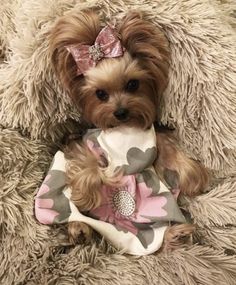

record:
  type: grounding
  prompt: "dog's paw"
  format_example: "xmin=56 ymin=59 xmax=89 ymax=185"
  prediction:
xmin=162 ymin=224 xmax=195 ymax=251
xmin=68 ymin=221 xmax=93 ymax=245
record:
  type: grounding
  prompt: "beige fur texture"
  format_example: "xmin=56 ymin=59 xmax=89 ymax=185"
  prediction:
xmin=0 ymin=0 xmax=236 ymax=284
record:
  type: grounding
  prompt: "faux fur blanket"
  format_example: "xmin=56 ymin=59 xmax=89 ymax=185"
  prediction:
xmin=0 ymin=0 xmax=236 ymax=284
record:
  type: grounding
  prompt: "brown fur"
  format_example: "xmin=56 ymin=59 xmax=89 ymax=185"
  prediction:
xmin=64 ymin=140 xmax=123 ymax=212
xmin=49 ymin=10 xmax=209 ymax=249
xmin=81 ymin=53 xmax=157 ymax=129
xmin=155 ymin=132 xmax=209 ymax=197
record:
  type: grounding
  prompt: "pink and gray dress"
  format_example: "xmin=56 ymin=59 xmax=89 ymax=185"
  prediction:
xmin=35 ymin=125 xmax=186 ymax=255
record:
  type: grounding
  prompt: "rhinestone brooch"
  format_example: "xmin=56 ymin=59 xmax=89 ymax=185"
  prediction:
xmin=89 ymin=43 xmax=104 ymax=62
xmin=113 ymin=190 xmax=135 ymax=217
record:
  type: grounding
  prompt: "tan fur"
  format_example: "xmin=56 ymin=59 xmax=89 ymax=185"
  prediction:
xmin=161 ymin=224 xmax=196 ymax=251
xmin=68 ymin=221 xmax=93 ymax=244
xmin=155 ymin=132 xmax=209 ymax=197
xmin=49 ymin=10 xmax=208 ymax=248
xmin=65 ymin=141 xmax=123 ymax=211
xmin=49 ymin=9 xmax=100 ymax=96
xmin=118 ymin=12 xmax=170 ymax=106
xmin=81 ymin=53 xmax=157 ymax=129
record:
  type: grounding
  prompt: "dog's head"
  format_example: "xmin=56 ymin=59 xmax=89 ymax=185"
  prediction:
xmin=50 ymin=10 xmax=169 ymax=130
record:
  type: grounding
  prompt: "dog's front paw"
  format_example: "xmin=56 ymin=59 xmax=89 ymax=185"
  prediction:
xmin=68 ymin=221 xmax=93 ymax=245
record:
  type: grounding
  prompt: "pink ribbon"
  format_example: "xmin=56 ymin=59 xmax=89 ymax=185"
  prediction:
xmin=66 ymin=25 xmax=124 ymax=75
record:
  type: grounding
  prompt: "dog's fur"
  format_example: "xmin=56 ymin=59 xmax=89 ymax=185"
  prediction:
xmin=49 ymin=10 xmax=208 ymax=250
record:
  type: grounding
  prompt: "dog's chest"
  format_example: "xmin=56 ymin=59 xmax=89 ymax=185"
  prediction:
xmin=83 ymin=125 xmax=157 ymax=174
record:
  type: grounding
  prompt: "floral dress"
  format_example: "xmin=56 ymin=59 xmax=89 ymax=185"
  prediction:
xmin=35 ymin=125 xmax=186 ymax=255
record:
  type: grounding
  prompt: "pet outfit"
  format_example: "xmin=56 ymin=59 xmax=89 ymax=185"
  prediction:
xmin=35 ymin=125 xmax=186 ymax=255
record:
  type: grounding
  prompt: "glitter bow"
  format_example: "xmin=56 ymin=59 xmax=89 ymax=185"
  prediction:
xmin=66 ymin=25 xmax=124 ymax=75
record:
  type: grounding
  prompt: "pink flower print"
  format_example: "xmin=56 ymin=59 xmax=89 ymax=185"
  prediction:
xmin=35 ymin=175 xmax=59 ymax=224
xmin=86 ymin=139 xmax=107 ymax=167
xmin=36 ymin=175 xmax=51 ymax=197
xmin=86 ymin=139 xmax=104 ymax=159
xmin=35 ymin=198 xmax=59 ymax=225
xmin=36 ymin=184 xmax=49 ymax=197
xmin=89 ymin=175 xmax=168 ymax=234
xmin=133 ymin=182 xmax=168 ymax=223
xmin=90 ymin=176 xmax=138 ymax=234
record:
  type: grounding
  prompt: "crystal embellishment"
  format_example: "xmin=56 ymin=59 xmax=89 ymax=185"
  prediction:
xmin=113 ymin=190 xmax=135 ymax=217
xmin=89 ymin=43 xmax=104 ymax=62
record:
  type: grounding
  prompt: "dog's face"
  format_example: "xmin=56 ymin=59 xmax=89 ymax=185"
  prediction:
xmin=80 ymin=53 xmax=156 ymax=129
xmin=50 ymin=10 xmax=170 ymax=130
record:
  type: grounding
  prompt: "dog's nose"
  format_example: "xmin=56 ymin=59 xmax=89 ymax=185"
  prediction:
xmin=113 ymin=108 xmax=129 ymax=121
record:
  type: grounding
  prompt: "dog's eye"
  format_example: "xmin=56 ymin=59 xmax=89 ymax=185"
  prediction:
xmin=126 ymin=79 xmax=139 ymax=92
xmin=96 ymin=89 xmax=109 ymax=101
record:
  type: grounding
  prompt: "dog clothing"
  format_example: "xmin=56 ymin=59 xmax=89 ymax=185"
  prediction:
xmin=35 ymin=125 xmax=186 ymax=255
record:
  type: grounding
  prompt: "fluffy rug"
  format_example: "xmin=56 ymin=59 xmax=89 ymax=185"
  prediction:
xmin=0 ymin=0 xmax=236 ymax=284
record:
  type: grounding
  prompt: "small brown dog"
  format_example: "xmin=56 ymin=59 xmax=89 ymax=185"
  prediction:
xmin=49 ymin=10 xmax=208 ymax=251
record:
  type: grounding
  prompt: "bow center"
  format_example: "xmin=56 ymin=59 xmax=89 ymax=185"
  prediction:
xmin=89 ymin=43 xmax=104 ymax=62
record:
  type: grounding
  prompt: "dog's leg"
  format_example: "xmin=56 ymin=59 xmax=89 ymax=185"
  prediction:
xmin=161 ymin=224 xmax=195 ymax=251
xmin=68 ymin=221 xmax=93 ymax=244
xmin=154 ymin=133 xmax=209 ymax=197
xmin=64 ymin=141 xmax=104 ymax=211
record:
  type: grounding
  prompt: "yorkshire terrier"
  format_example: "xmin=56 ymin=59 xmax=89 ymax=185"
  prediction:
xmin=49 ymin=9 xmax=208 ymax=251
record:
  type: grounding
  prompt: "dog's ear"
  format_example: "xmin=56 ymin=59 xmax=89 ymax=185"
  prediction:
xmin=119 ymin=12 xmax=170 ymax=105
xmin=49 ymin=10 xmax=101 ymax=94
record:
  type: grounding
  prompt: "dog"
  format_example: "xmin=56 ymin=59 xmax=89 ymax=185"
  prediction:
xmin=49 ymin=9 xmax=208 ymax=251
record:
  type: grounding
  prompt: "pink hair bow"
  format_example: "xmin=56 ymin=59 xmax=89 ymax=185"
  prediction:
xmin=66 ymin=25 xmax=124 ymax=75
